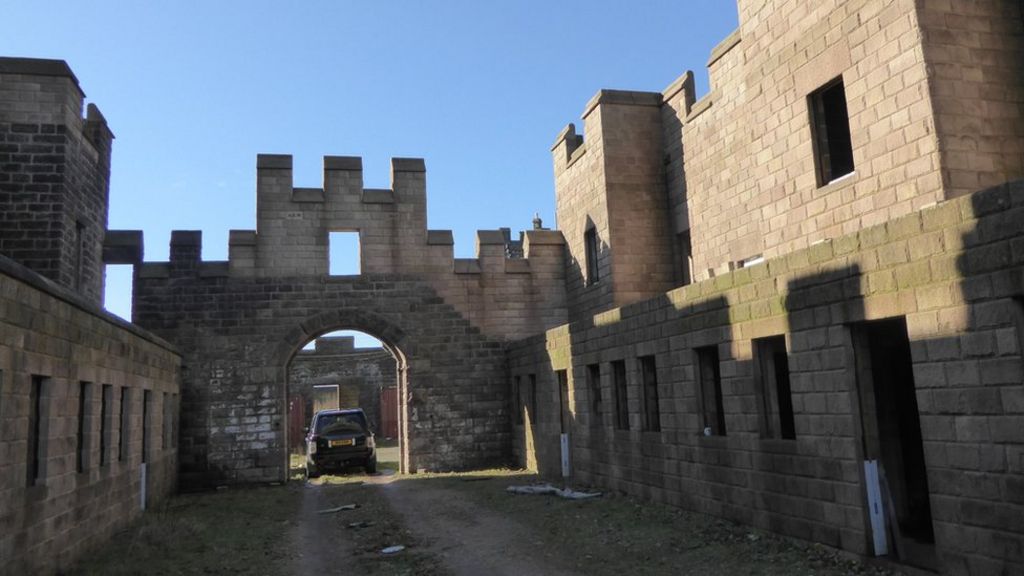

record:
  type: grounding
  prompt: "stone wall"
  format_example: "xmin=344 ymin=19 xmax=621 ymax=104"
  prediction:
xmin=510 ymin=183 xmax=1024 ymax=574
xmin=915 ymin=0 xmax=1024 ymax=198
xmin=132 ymin=244 xmax=510 ymax=487
xmin=288 ymin=336 xmax=397 ymax=437
xmin=0 ymin=255 xmax=180 ymax=576
xmin=0 ymin=58 xmax=113 ymax=306
xmin=224 ymin=154 xmax=568 ymax=342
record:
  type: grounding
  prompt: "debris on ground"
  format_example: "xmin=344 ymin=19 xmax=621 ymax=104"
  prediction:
xmin=507 ymin=484 xmax=602 ymax=500
xmin=317 ymin=504 xmax=358 ymax=514
xmin=380 ymin=545 xmax=406 ymax=555
xmin=347 ymin=521 xmax=375 ymax=529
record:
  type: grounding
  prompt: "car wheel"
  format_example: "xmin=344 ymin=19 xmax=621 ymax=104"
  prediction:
xmin=365 ymin=457 xmax=377 ymax=474
xmin=306 ymin=462 xmax=320 ymax=480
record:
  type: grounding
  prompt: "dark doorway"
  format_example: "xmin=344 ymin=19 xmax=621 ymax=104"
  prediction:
xmin=852 ymin=317 xmax=935 ymax=569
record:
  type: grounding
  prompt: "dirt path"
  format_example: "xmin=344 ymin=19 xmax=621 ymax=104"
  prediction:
xmin=377 ymin=478 xmax=584 ymax=576
xmin=288 ymin=482 xmax=357 ymax=575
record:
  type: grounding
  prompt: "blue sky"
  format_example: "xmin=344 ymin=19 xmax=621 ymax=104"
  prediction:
xmin=4 ymin=1 xmax=737 ymax=346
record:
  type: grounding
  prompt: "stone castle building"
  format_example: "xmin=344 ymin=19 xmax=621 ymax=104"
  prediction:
xmin=1 ymin=0 xmax=1023 ymax=574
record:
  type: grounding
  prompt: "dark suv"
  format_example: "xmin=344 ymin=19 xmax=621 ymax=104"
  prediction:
xmin=305 ymin=408 xmax=377 ymax=478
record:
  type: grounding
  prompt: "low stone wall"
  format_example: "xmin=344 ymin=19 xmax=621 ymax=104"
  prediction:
xmin=509 ymin=182 xmax=1024 ymax=574
xmin=0 ymin=256 xmax=181 ymax=576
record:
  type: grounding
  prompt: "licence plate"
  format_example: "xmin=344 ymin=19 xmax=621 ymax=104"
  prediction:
xmin=330 ymin=439 xmax=354 ymax=447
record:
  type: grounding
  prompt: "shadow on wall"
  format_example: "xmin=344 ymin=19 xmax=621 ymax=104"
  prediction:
xmin=514 ymin=180 xmax=1024 ymax=573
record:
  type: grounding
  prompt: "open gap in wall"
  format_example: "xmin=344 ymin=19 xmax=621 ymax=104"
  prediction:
xmin=329 ymin=231 xmax=361 ymax=276
xmin=289 ymin=328 xmax=399 ymax=481
xmin=103 ymin=265 xmax=133 ymax=321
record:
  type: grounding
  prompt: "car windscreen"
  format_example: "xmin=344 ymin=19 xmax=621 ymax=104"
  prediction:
xmin=314 ymin=412 xmax=368 ymax=434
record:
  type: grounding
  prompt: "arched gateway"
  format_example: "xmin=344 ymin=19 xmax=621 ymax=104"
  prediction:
xmin=118 ymin=155 xmax=568 ymax=488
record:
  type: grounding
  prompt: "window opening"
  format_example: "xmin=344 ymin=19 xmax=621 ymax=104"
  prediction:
xmin=77 ymin=382 xmax=91 ymax=472
xmin=513 ymin=376 xmax=523 ymax=425
xmin=640 ymin=356 xmax=661 ymax=431
xmin=119 ymin=387 xmax=130 ymax=462
xmin=528 ymin=374 xmax=538 ymax=423
xmin=584 ymin=227 xmax=600 ymax=285
xmin=28 ymin=376 xmax=44 ymax=485
xmin=329 ymin=231 xmax=361 ymax=275
xmin=696 ymin=346 xmax=726 ymax=436
xmin=100 ymin=385 xmax=111 ymax=465
xmin=587 ymin=364 xmax=602 ymax=427
xmin=809 ymin=77 xmax=855 ymax=186
xmin=103 ymin=264 xmax=134 ymax=321
xmin=142 ymin=390 xmax=151 ymax=464
xmin=677 ymin=231 xmax=693 ymax=286
xmin=754 ymin=336 xmax=795 ymax=439
xmin=612 ymin=360 xmax=629 ymax=430
xmin=557 ymin=370 xmax=570 ymax=434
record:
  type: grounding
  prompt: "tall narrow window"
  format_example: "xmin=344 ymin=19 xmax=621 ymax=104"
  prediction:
xmin=162 ymin=392 xmax=170 ymax=450
xmin=27 ymin=376 xmax=44 ymax=485
xmin=329 ymin=231 xmax=361 ymax=275
xmin=677 ymin=231 xmax=693 ymax=286
xmin=512 ymin=376 xmax=523 ymax=425
xmin=170 ymin=394 xmax=178 ymax=449
xmin=528 ymin=374 xmax=538 ymax=423
xmin=119 ymin=387 xmax=130 ymax=462
xmin=556 ymin=370 xmax=570 ymax=434
xmin=696 ymin=346 xmax=726 ymax=436
xmin=640 ymin=356 xmax=661 ymax=432
xmin=584 ymin=227 xmax=600 ymax=285
xmin=142 ymin=390 xmax=151 ymax=464
xmin=612 ymin=360 xmax=629 ymax=430
xmin=587 ymin=364 xmax=602 ymax=427
xmin=809 ymin=77 xmax=855 ymax=186
xmin=100 ymin=385 xmax=111 ymax=465
xmin=754 ymin=336 xmax=795 ymax=439
xmin=77 ymin=381 xmax=91 ymax=473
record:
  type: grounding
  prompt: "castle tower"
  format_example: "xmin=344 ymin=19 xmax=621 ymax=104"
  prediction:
xmin=0 ymin=57 xmax=114 ymax=305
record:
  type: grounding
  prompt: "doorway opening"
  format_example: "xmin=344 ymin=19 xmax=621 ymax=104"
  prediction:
xmin=851 ymin=317 xmax=935 ymax=570
xmin=286 ymin=329 xmax=403 ymax=479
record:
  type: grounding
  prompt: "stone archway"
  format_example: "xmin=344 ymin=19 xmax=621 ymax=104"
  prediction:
xmin=272 ymin=309 xmax=414 ymax=473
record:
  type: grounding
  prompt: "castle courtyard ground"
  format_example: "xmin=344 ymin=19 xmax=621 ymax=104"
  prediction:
xmin=74 ymin=448 xmax=912 ymax=576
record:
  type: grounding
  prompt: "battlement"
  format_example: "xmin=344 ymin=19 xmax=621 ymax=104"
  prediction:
xmin=0 ymin=57 xmax=114 ymax=305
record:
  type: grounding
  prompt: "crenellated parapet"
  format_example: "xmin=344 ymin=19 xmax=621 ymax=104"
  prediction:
xmin=122 ymin=154 xmax=569 ymax=340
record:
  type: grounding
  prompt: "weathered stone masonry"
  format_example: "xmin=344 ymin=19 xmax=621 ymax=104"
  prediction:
xmin=124 ymin=155 xmax=568 ymax=487
xmin=515 ymin=1 xmax=1024 ymax=574
xmin=0 ymin=58 xmax=181 ymax=576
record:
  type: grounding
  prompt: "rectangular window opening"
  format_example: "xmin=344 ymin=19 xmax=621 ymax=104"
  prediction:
xmin=171 ymin=394 xmax=179 ymax=449
xmin=329 ymin=231 xmax=361 ymax=276
xmin=587 ymin=364 xmax=602 ymax=427
xmin=27 ymin=376 xmax=45 ymax=486
xmin=77 ymin=381 xmax=91 ymax=473
xmin=162 ymin=392 xmax=169 ymax=450
xmin=584 ymin=227 xmax=600 ymax=285
xmin=677 ymin=231 xmax=693 ymax=286
xmin=119 ymin=387 xmax=130 ymax=462
xmin=556 ymin=370 xmax=570 ymax=434
xmin=100 ymin=385 xmax=111 ymax=465
xmin=142 ymin=390 xmax=151 ymax=464
xmin=512 ymin=376 xmax=523 ymax=425
xmin=528 ymin=374 xmax=538 ymax=423
xmin=809 ymin=77 xmax=855 ymax=186
xmin=754 ymin=336 xmax=795 ymax=439
xmin=611 ymin=360 xmax=629 ymax=430
xmin=696 ymin=346 xmax=726 ymax=436
xmin=103 ymin=264 xmax=134 ymax=321
xmin=640 ymin=356 xmax=661 ymax=432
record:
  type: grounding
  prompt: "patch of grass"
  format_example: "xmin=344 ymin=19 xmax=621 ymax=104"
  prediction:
xmin=408 ymin=469 xmax=905 ymax=576
xmin=74 ymin=485 xmax=300 ymax=575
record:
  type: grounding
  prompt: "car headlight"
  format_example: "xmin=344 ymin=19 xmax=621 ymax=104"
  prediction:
xmin=308 ymin=440 xmax=317 ymax=454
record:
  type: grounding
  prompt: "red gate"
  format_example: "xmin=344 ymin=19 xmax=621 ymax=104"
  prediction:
xmin=288 ymin=395 xmax=307 ymax=453
xmin=379 ymin=387 xmax=398 ymax=439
